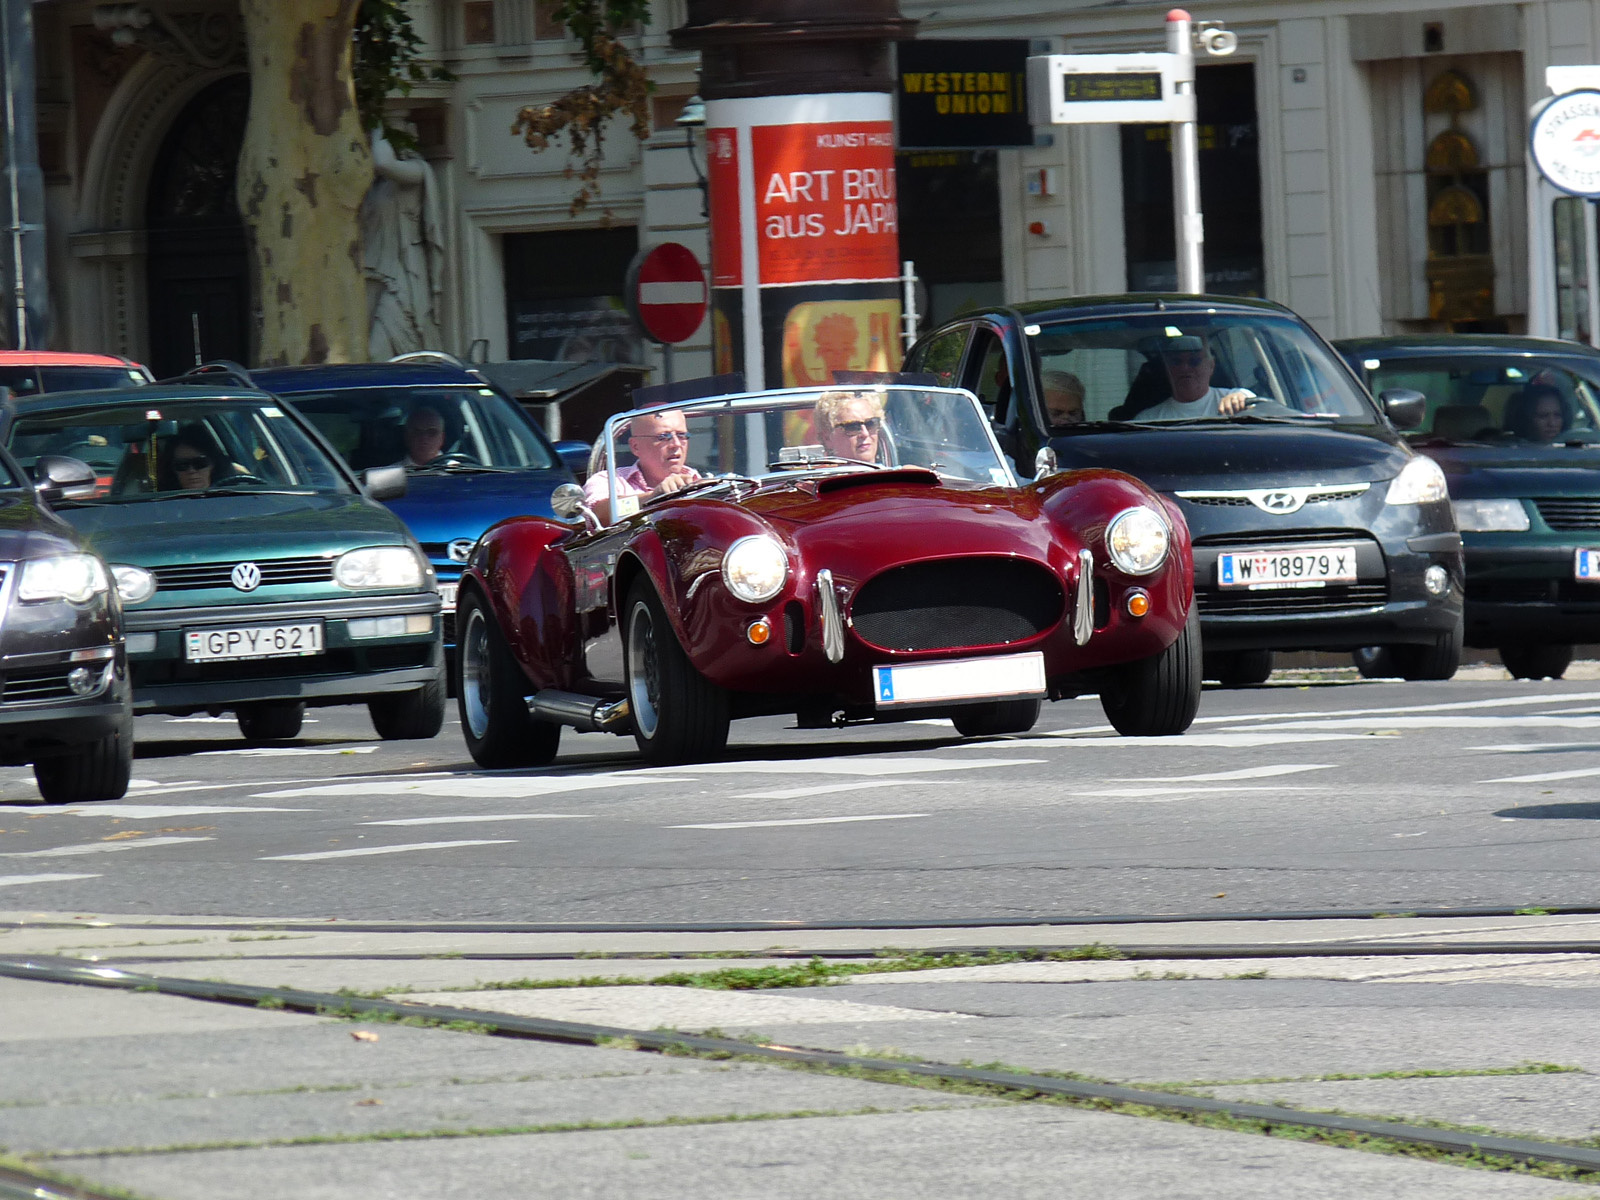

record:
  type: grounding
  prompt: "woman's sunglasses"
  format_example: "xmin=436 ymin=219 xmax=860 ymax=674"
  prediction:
xmin=173 ymin=456 xmax=211 ymax=472
xmin=834 ymin=418 xmax=882 ymax=435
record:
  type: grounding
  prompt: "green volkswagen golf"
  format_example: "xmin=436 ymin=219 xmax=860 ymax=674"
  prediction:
xmin=2 ymin=386 xmax=444 ymax=741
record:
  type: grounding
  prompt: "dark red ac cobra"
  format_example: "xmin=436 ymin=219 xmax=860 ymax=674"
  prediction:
xmin=454 ymin=384 xmax=1200 ymax=766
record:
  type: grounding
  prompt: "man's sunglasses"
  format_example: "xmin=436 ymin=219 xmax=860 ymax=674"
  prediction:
xmin=173 ymin=456 xmax=211 ymax=472
xmin=638 ymin=431 xmax=691 ymax=445
xmin=834 ymin=418 xmax=882 ymax=435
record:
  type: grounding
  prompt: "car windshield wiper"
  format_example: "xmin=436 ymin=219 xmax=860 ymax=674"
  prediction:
xmin=765 ymin=456 xmax=885 ymax=471
xmin=409 ymin=462 xmax=509 ymax=475
xmin=1054 ymin=420 xmax=1164 ymax=433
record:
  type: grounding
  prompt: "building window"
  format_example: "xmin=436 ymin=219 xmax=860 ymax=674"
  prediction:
xmin=534 ymin=1 xmax=565 ymax=41
xmin=503 ymin=228 xmax=643 ymax=363
xmin=462 ymin=2 xmax=495 ymax=44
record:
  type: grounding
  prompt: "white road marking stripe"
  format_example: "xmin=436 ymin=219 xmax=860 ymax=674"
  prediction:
xmin=0 ymin=873 xmax=99 ymax=888
xmin=363 ymin=814 xmax=590 ymax=827
xmin=734 ymin=780 xmax=925 ymax=800
xmin=2 ymin=836 xmax=213 ymax=858
xmin=1480 ymin=766 xmax=1600 ymax=784
xmin=1115 ymin=764 xmax=1335 ymax=782
xmin=637 ymin=757 xmax=1039 ymax=778
xmin=1188 ymin=690 xmax=1600 ymax=727
xmin=256 ymin=773 xmax=695 ymax=799
xmin=1076 ymin=786 xmax=1322 ymax=799
xmin=198 ymin=745 xmax=379 ymax=758
xmin=1225 ymin=716 xmax=1600 ymax=731
xmin=50 ymin=805 xmax=308 ymax=818
xmin=262 ymin=840 xmax=515 ymax=861
xmin=670 ymin=814 xmax=927 ymax=830
xmin=1468 ymin=743 xmax=1600 ymax=753
xmin=1008 ymin=733 xmax=1370 ymax=748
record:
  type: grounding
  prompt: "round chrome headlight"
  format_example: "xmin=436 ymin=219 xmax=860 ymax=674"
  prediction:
xmin=334 ymin=546 xmax=425 ymax=590
xmin=1105 ymin=507 xmax=1170 ymax=576
xmin=111 ymin=564 xmax=156 ymax=604
xmin=721 ymin=535 xmax=788 ymax=604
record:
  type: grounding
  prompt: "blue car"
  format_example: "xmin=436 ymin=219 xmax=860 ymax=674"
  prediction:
xmin=174 ymin=359 xmax=586 ymax=650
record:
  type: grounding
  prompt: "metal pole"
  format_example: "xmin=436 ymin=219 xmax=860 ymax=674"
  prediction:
xmin=1586 ymin=198 xmax=1600 ymax=348
xmin=662 ymin=343 xmax=674 ymax=386
xmin=900 ymin=259 xmax=918 ymax=355
xmin=1166 ymin=9 xmax=1204 ymax=294
xmin=0 ymin=0 xmax=25 ymax=348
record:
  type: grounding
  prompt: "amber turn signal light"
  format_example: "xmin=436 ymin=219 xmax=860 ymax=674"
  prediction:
xmin=747 ymin=619 xmax=772 ymax=645
xmin=1124 ymin=589 xmax=1150 ymax=618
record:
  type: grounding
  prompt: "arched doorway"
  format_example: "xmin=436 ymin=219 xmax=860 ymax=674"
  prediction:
xmin=145 ymin=75 xmax=250 ymax=376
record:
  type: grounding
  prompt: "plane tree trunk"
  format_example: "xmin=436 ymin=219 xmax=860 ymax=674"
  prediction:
xmin=236 ymin=0 xmax=371 ymax=365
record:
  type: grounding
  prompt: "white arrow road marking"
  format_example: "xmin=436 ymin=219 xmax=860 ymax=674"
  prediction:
xmin=48 ymin=805 xmax=309 ymax=818
xmin=1115 ymin=764 xmax=1336 ymax=782
xmin=0 ymin=873 xmax=99 ymax=888
xmin=733 ymin=780 xmax=931 ymax=800
xmin=670 ymin=814 xmax=928 ymax=830
xmin=262 ymin=840 xmax=515 ymax=861
xmin=1479 ymin=766 xmax=1600 ymax=784
xmin=2 ymin=836 xmax=213 ymax=858
xmin=1074 ymin=786 xmax=1324 ymax=800
xmin=364 ymin=814 xmax=591 ymax=827
xmin=255 ymin=773 xmax=696 ymax=800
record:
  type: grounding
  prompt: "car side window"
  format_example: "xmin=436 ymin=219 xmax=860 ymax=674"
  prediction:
xmin=913 ymin=326 xmax=971 ymax=389
xmin=968 ymin=332 xmax=1011 ymax=423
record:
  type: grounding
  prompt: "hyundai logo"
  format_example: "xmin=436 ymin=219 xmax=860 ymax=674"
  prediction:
xmin=230 ymin=562 xmax=262 ymax=591
xmin=1252 ymin=490 xmax=1305 ymax=514
xmin=447 ymin=538 xmax=475 ymax=564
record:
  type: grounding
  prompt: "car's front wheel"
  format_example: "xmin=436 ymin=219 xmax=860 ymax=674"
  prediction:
xmin=1499 ymin=643 xmax=1572 ymax=681
xmin=1392 ymin=615 xmax=1463 ymax=682
xmin=33 ymin=723 xmax=132 ymax=804
xmin=369 ymin=667 xmax=447 ymax=740
xmin=1100 ymin=607 xmax=1202 ymax=737
xmin=952 ymin=698 xmax=1041 ymax=738
xmin=456 ymin=591 xmax=560 ymax=768
xmin=1352 ymin=646 xmax=1396 ymax=679
xmin=624 ymin=578 xmax=729 ymax=765
xmin=237 ymin=700 xmax=304 ymax=743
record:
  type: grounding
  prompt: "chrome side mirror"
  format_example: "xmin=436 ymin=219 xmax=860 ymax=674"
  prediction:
xmin=1034 ymin=445 xmax=1059 ymax=481
xmin=1379 ymin=388 xmax=1427 ymax=431
xmin=551 ymin=481 xmax=600 ymax=530
xmin=361 ymin=465 xmax=408 ymax=502
xmin=33 ymin=455 xmax=98 ymax=503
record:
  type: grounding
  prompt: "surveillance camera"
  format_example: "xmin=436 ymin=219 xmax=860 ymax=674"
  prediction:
xmin=1196 ymin=23 xmax=1238 ymax=56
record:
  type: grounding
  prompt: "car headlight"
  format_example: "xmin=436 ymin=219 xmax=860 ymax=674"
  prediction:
xmin=334 ymin=545 xmax=425 ymax=590
xmin=721 ymin=535 xmax=789 ymax=603
xmin=17 ymin=554 xmax=110 ymax=604
xmin=1452 ymin=498 xmax=1529 ymax=532
xmin=111 ymin=564 xmax=156 ymax=604
xmin=1105 ymin=507 xmax=1170 ymax=575
xmin=1385 ymin=456 xmax=1448 ymax=505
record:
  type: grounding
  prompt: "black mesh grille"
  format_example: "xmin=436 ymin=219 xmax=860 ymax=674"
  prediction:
xmin=155 ymin=557 xmax=335 ymax=590
xmin=441 ymin=610 xmax=457 ymax=646
xmin=1533 ymin=499 xmax=1600 ymax=530
xmin=850 ymin=558 xmax=1064 ymax=652
xmin=1197 ymin=583 xmax=1389 ymax=616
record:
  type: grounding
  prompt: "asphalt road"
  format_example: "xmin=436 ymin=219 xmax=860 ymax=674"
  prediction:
xmin=3 ymin=673 xmax=1599 ymax=924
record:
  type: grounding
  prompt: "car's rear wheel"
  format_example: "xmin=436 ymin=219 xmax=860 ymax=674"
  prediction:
xmin=237 ymin=700 xmax=304 ymax=742
xmin=624 ymin=578 xmax=729 ymax=765
xmin=1392 ymin=615 xmax=1463 ymax=682
xmin=33 ymin=722 xmax=132 ymax=804
xmin=369 ymin=667 xmax=447 ymax=740
xmin=456 ymin=592 xmax=560 ymax=768
xmin=1499 ymin=642 xmax=1573 ymax=681
xmin=952 ymin=697 xmax=1042 ymax=738
xmin=1205 ymin=649 xmax=1274 ymax=688
xmin=1352 ymin=646 xmax=1396 ymax=679
xmin=1100 ymin=607 xmax=1202 ymax=737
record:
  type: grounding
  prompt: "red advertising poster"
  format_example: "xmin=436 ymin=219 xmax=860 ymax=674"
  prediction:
xmin=705 ymin=127 xmax=742 ymax=289
xmin=751 ymin=121 xmax=899 ymax=285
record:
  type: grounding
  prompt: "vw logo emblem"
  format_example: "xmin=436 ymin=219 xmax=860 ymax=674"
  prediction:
xmin=230 ymin=562 xmax=262 ymax=592
xmin=1253 ymin=490 xmax=1304 ymax=514
xmin=447 ymin=538 xmax=474 ymax=564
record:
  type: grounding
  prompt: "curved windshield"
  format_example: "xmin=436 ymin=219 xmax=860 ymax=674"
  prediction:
xmin=6 ymin=398 xmax=352 ymax=502
xmin=1029 ymin=313 xmax=1380 ymax=427
xmin=281 ymin=385 xmax=559 ymax=473
xmin=0 ymin=365 xmax=149 ymax=394
xmin=1361 ymin=356 xmax=1600 ymax=445
xmin=590 ymin=386 xmax=1012 ymax=522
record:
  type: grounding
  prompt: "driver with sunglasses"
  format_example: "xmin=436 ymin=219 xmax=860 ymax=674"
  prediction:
xmin=582 ymin=408 xmax=701 ymax=524
xmin=814 ymin=390 xmax=885 ymax=463
xmin=1137 ymin=334 xmax=1256 ymax=422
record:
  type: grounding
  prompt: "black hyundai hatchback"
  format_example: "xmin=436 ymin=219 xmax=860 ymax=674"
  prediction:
xmin=905 ymin=296 xmax=1464 ymax=683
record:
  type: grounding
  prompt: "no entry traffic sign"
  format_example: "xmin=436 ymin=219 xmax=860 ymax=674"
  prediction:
xmin=626 ymin=243 xmax=708 ymax=345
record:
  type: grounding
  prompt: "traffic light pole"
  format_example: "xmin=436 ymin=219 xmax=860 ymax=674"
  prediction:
xmin=1166 ymin=10 xmax=1204 ymax=294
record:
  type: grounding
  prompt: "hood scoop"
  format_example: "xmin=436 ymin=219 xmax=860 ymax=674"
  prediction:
xmin=815 ymin=467 xmax=940 ymax=495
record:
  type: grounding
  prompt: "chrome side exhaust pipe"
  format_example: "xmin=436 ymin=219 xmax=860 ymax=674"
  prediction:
xmin=528 ymin=689 xmax=631 ymax=734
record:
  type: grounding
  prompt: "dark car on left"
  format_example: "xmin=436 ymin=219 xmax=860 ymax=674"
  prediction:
xmin=0 ymin=443 xmax=132 ymax=803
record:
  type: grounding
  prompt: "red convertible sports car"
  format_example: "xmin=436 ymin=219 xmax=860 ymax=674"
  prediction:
xmin=454 ymin=383 xmax=1200 ymax=766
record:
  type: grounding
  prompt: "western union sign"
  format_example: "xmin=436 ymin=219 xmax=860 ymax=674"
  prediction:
xmin=896 ymin=40 xmax=1033 ymax=149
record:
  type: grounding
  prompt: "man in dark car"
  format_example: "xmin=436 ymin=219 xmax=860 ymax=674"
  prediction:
xmin=400 ymin=404 xmax=447 ymax=468
xmin=1138 ymin=335 xmax=1257 ymax=421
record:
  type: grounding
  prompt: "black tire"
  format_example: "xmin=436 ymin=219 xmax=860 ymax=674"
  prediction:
xmin=456 ymin=590 xmax=560 ymax=768
xmin=1392 ymin=615 xmax=1464 ymax=682
xmin=236 ymin=700 xmax=304 ymax=742
xmin=624 ymin=577 xmax=729 ymax=765
xmin=369 ymin=666 xmax=447 ymax=741
xmin=1100 ymin=607 xmax=1202 ymax=736
xmin=33 ymin=722 xmax=133 ymax=804
xmin=1499 ymin=643 xmax=1573 ymax=681
xmin=1206 ymin=648 xmax=1274 ymax=688
xmin=952 ymin=697 xmax=1042 ymax=738
xmin=1352 ymin=646 xmax=1397 ymax=679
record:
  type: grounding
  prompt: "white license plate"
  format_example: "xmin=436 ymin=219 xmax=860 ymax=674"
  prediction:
xmin=873 ymin=652 xmax=1046 ymax=709
xmin=438 ymin=583 xmax=458 ymax=611
xmin=1577 ymin=549 xmax=1600 ymax=582
xmin=185 ymin=622 xmax=324 ymax=662
xmin=1218 ymin=544 xmax=1358 ymax=590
